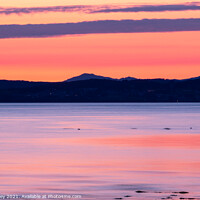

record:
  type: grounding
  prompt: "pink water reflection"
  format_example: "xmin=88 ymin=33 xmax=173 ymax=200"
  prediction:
xmin=0 ymin=103 xmax=200 ymax=199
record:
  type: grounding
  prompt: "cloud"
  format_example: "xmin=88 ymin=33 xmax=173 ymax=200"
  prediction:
xmin=93 ymin=3 xmax=200 ymax=13
xmin=0 ymin=19 xmax=200 ymax=39
xmin=0 ymin=3 xmax=200 ymax=15
xmin=0 ymin=5 xmax=91 ymax=15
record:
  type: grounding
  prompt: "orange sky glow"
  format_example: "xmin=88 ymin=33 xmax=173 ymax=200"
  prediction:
xmin=0 ymin=0 xmax=200 ymax=81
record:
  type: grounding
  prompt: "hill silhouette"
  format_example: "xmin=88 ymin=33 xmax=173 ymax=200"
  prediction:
xmin=65 ymin=73 xmax=114 ymax=82
xmin=0 ymin=75 xmax=200 ymax=102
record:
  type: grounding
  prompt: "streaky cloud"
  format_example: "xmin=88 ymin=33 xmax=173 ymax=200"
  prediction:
xmin=0 ymin=3 xmax=200 ymax=15
xmin=0 ymin=5 xmax=91 ymax=15
xmin=0 ymin=19 xmax=200 ymax=39
xmin=93 ymin=3 xmax=200 ymax=13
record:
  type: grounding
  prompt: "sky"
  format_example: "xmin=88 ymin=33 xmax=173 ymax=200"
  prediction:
xmin=0 ymin=0 xmax=200 ymax=81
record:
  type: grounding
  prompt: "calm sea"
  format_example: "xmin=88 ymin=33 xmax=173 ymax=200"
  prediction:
xmin=0 ymin=103 xmax=200 ymax=200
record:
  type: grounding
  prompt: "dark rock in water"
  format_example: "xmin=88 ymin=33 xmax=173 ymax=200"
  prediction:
xmin=135 ymin=190 xmax=147 ymax=193
xmin=170 ymin=194 xmax=177 ymax=196
xmin=77 ymin=128 xmax=80 ymax=130
xmin=179 ymin=191 xmax=189 ymax=194
xmin=114 ymin=198 xmax=123 ymax=200
xmin=164 ymin=128 xmax=171 ymax=130
xmin=124 ymin=195 xmax=132 ymax=197
xmin=190 ymin=127 xmax=193 ymax=129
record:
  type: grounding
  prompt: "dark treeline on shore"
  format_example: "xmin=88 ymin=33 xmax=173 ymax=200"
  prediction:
xmin=0 ymin=77 xmax=200 ymax=102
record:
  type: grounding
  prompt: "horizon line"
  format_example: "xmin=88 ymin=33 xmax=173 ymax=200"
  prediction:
xmin=0 ymin=73 xmax=199 ymax=83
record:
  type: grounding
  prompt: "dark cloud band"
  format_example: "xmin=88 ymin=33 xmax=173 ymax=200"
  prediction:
xmin=93 ymin=4 xmax=200 ymax=13
xmin=0 ymin=3 xmax=200 ymax=15
xmin=0 ymin=19 xmax=200 ymax=39
xmin=0 ymin=5 xmax=91 ymax=15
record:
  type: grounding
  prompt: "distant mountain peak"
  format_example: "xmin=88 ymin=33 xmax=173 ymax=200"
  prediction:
xmin=120 ymin=76 xmax=137 ymax=81
xmin=79 ymin=73 xmax=95 ymax=76
xmin=65 ymin=73 xmax=113 ymax=82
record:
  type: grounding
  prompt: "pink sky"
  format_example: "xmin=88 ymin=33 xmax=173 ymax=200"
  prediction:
xmin=0 ymin=0 xmax=200 ymax=81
